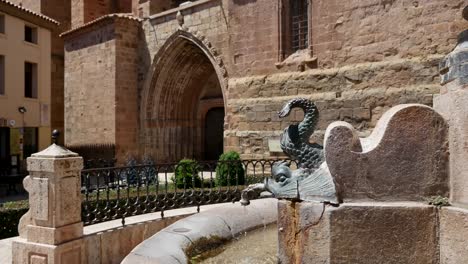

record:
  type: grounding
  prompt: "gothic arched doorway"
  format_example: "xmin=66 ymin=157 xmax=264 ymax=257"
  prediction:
xmin=142 ymin=31 xmax=226 ymax=163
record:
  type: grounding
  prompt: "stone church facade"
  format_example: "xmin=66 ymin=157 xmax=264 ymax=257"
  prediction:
xmin=14 ymin=0 xmax=466 ymax=163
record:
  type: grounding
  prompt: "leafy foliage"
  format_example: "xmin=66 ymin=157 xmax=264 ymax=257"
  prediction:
xmin=428 ymin=196 xmax=450 ymax=207
xmin=215 ymin=151 xmax=245 ymax=186
xmin=173 ymin=159 xmax=202 ymax=189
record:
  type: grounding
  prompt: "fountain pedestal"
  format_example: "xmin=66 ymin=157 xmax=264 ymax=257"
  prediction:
xmin=433 ymin=21 xmax=468 ymax=263
xmin=435 ymin=29 xmax=468 ymax=208
xmin=278 ymin=200 xmax=439 ymax=264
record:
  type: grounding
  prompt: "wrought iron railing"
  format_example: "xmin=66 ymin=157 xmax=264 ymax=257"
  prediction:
xmin=80 ymin=159 xmax=297 ymax=226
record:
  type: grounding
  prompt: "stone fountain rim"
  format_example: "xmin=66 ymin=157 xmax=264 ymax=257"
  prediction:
xmin=121 ymin=198 xmax=278 ymax=264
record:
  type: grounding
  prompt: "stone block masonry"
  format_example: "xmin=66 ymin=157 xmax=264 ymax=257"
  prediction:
xmin=64 ymin=22 xmax=118 ymax=147
xmin=225 ymin=57 xmax=440 ymax=159
xmin=143 ymin=0 xmax=464 ymax=160
xmin=63 ymin=15 xmax=141 ymax=162
xmin=62 ymin=0 xmax=465 ymax=162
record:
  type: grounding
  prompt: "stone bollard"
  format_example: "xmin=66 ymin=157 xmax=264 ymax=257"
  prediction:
xmin=12 ymin=137 xmax=84 ymax=264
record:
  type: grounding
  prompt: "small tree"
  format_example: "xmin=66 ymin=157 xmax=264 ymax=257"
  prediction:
xmin=172 ymin=159 xmax=202 ymax=189
xmin=215 ymin=151 xmax=245 ymax=186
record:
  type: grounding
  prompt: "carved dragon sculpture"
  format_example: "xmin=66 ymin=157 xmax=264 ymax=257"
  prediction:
xmin=240 ymin=98 xmax=338 ymax=205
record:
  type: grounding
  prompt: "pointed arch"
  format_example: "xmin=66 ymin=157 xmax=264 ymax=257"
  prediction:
xmin=140 ymin=30 xmax=228 ymax=162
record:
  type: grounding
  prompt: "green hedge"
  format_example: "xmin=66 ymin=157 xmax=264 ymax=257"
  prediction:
xmin=215 ymin=151 xmax=245 ymax=186
xmin=172 ymin=159 xmax=202 ymax=189
xmin=0 ymin=208 xmax=28 ymax=239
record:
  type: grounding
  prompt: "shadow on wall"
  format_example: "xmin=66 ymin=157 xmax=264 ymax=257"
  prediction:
xmin=66 ymin=144 xmax=115 ymax=167
xmin=63 ymin=24 xmax=116 ymax=52
xmin=232 ymin=0 xmax=257 ymax=6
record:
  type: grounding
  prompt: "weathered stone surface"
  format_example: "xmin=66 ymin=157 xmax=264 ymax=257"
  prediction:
xmin=439 ymin=206 xmax=468 ymax=264
xmin=82 ymin=234 xmax=100 ymax=264
xmin=279 ymin=201 xmax=438 ymax=264
xmin=31 ymin=144 xmax=78 ymax=158
xmin=277 ymin=200 xmax=332 ymax=264
xmin=12 ymin=237 xmax=84 ymax=264
xmin=435 ymin=90 xmax=468 ymax=206
xmin=13 ymin=147 xmax=85 ymax=264
xmin=324 ymin=104 xmax=449 ymax=202
xmin=100 ymin=222 xmax=146 ymax=264
xmin=434 ymin=36 xmax=468 ymax=206
xmin=329 ymin=203 xmax=438 ymax=264
xmin=128 ymin=230 xmax=191 ymax=264
xmin=296 ymin=202 xmax=331 ymax=264
xmin=277 ymin=200 xmax=295 ymax=264
xmin=25 ymin=156 xmax=83 ymax=229
xmin=64 ymin=17 xmax=140 ymax=162
xmin=27 ymin=157 xmax=83 ymax=174
xmin=27 ymin=222 xmax=83 ymax=245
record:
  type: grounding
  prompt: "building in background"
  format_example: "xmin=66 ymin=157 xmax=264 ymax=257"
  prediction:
xmin=12 ymin=0 xmax=466 ymax=164
xmin=8 ymin=0 xmax=71 ymax=146
xmin=0 ymin=0 xmax=58 ymax=173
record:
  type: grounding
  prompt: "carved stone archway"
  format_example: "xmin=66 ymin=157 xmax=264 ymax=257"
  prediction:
xmin=141 ymin=30 xmax=228 ymax=162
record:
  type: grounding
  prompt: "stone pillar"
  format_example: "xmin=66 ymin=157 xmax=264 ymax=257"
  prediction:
xmin=434 ymin=9 xmax=468 ymax=207
xmin=12 ymin=142 xmax=84 ymax=264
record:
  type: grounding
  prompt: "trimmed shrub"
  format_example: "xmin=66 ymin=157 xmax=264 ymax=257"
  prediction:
xmin=0 ymin=208 xmax=28 ymax=239
xmin=215 ymin=151 xmax=245 ymax=186
xmin=172 ymin=159 xmax=202 ymax=189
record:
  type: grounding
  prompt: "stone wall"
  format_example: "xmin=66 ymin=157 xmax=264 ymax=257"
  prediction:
xmin=71 ymin=0 xmax=134 ymax=28
xmin=64 ymin=16 xmax=141 ymax=161
xmin=143 ymin=0 xmax=228 ymax=61
xmin=63 ymin=0 xmax=466 ymax=161
xmin=137 ymin=0 xmax=174 ymax=17
xmin=310 ymin=0 xmax=465 ymax=69
xmin=223 ymin=0 xmax=465 ymax=159
xmin=225 ymin=0 xmax=280 ymax=76
xmin=51 ymin=54 xmax=65 ymax=142
xmin=64 ymin=22 xmax=117 ymax=146
xmin=114 ymin=18 xmax=140 ymax=160
xmin=141 ymin=0 xmax=465 ymax=160
xmin=224 ymin=57 xmax=438 ymax=159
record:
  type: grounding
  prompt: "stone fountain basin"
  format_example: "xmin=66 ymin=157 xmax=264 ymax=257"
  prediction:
xmin=121 ymin=198 xmax=278 ymax=264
